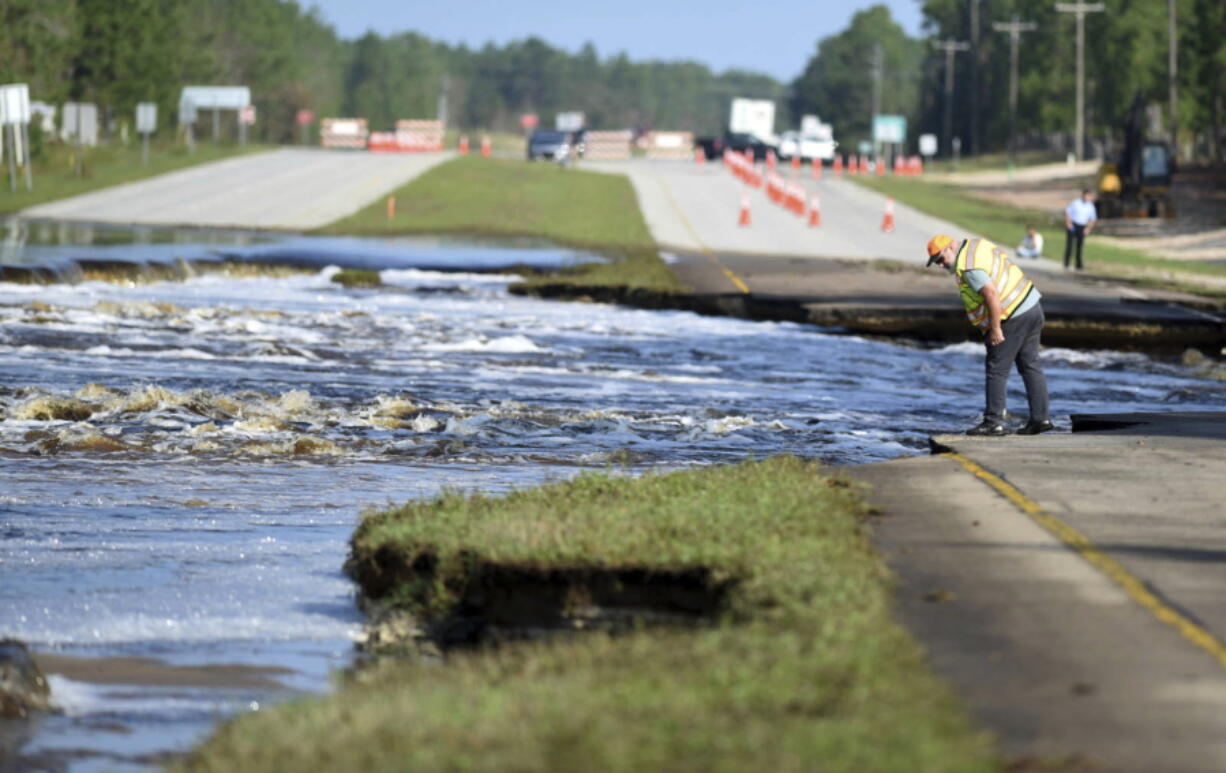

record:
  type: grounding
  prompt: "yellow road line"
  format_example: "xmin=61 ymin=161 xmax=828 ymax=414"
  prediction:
xmin=654 ymin=176 xmax=750 ymax=294
xmin=945 ymin=451 xmax=1226 ymax=670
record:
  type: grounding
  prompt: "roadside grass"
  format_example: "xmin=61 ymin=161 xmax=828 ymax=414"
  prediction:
xmin=330 ymin=268 xmax=382 ymax=288
xmin=320 ymin=155 xmax=684 ymax=293
xmin=852 ymin=175 xmax=1226 ymax=298
xmin=922 ymin=149 xmax=1068 ymax=174
xmin=0 ymin=140 xmax=269 ymax=214
xmin=177 ymin=456 xmax=998 ymax=773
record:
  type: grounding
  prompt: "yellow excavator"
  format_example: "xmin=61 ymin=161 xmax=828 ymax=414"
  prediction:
xmin=1096 ymin=95 xmax=1174 ymax=218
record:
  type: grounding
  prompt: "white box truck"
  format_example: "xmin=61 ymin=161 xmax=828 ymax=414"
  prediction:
xmin=729 ymin=98 xmax=775 ymax=143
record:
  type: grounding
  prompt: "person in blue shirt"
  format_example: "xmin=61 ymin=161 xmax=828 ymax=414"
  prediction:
xmin=1063 ymin=188 xmax=1098 ymax=271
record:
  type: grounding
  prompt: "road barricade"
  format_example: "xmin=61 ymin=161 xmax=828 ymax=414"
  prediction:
xmin=644 ymin=131 xmax=695 ymax=160
xmin=320 ymin=118 xmax=368 ymax=149
xmin=583 ymin=130 xmax=632 ymax=160
xmin=369 ymin=120 xmax=445 ymax=152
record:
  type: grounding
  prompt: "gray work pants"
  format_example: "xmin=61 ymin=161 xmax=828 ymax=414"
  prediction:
xmin=984 ymin=304 xmax=1049 ymax=424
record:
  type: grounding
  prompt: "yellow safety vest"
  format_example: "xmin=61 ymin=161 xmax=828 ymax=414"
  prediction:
xmin=954 ymin=238 xmax=1034 ymax=331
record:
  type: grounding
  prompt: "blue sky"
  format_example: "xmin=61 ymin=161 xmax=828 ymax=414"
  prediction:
xmin=304 ymin=1 xmax=926 ymax=82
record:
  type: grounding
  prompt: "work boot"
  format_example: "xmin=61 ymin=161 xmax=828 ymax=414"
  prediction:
xmin=966 ymin=420 xmax=1007 ymax=436
xmin=1016 ymin=419 xmax=1055 ymax=435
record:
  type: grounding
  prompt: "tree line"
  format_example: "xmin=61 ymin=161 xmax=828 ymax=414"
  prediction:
xmin=0 ymin=0 xmax=782 ymax=145
xmin=1 ymin=0 xmax=1220 ymax=160
xmin=790 ymin=1 xmax=1224 ymax=161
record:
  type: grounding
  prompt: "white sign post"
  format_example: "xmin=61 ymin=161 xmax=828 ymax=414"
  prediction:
xmin=0 ymin=84 xmax=32 ymax=191
xmin=555 ymin=112 xmax=584 ymax=132
xmin=136 ymin=102 xmax=157 ymax=165
xmin=180 ymin=86 xmax=251 ymax=145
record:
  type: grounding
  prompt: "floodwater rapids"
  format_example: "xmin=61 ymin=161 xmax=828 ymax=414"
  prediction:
xmin=2 ymin=228 xmax=1224 ymax=771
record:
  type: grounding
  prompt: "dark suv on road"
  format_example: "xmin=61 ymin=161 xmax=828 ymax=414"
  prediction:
xmin=527 ymin=129 xmax=585 ymax=162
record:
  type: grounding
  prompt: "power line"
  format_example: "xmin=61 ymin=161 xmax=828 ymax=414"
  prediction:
xmin=992 ymin=16 xmax=1038 ymax=168
xmin=1055 ymin=2 xmax=1105 ymax=161
xmin=932 ymin=38 xmax=970 ymax=158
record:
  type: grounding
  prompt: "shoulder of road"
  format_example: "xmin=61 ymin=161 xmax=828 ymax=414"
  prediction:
xmin=845 ymin=412 xmax=1226 ymax=772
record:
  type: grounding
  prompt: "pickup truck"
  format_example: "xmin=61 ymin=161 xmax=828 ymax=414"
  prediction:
xmin=776 ymin=131 xmax=837 ymax=163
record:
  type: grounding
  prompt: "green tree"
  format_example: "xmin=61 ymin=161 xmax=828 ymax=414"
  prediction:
xmin=790 ymin=5 xmax=922 ymax=150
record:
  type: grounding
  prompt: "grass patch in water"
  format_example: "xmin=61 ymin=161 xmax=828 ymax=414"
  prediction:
xmin=330 ymin=268 xmax=382 ymax=288
xmin=177 ymin=456 xmax=997 ymax=773
xmin=851 ymin=176 xmax=1226 ymax=299
xmin=319 ymin=155 xmax=684 ymax=294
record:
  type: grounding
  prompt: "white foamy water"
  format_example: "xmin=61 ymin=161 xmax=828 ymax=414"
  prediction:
xmin=2 ymin=238 xmax=1225 ymax=770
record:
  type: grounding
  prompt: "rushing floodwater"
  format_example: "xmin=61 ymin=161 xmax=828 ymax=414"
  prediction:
xmin=2 ymin=231 xmax=1224 ymax=771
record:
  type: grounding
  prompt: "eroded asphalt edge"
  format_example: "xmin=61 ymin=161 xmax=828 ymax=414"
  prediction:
xmin=845 ymin=414 xmax=1226 ymax=772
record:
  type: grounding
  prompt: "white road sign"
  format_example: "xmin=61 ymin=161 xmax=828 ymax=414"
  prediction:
xmin=136 ymin=102 xmax=157 ymax=134
xmin=0 ymin=84 xmax=30 ymax=125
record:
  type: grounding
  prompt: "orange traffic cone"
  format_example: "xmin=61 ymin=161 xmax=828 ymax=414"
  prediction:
xmin=791 ymin=154 xmax=800 ymax=172
xmin=808 ymin=194 xmax=821 ymax=227
xmin=738 ymin=191 xmax=752 ymax=227
xmin=480 ymin=136 xmax=491 ymax=157
xmin=695 ymin=148 xmax=705 ymax=165
xmin=811 ymin=160 xmax=822 ymax=180
xmin=881 ymin=197 xmax=895 ymax=232
xmin=875 ymin=156 xmax=885 ymax=176
xmin=833 ymin=156 xmax=843 ymax=176
xmin=459 ymin=135 xmax=469 ymax=155
xmin=849 ymin=155 xmax=859 ymax=175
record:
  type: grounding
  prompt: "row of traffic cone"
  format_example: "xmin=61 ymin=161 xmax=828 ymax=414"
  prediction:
xmin=739 ymin=189 xmax=894 ymax=233
xmin=458 ymin=135 xmax=492 ymax=156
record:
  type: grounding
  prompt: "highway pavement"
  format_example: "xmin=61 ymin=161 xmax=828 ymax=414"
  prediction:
xmin=586 ymin=157 xmax=999 ymax=264
xmin=848 ymin=413 xmax=1226 ymax=772
xmin=22 ymin=148 xmax=453 ymax=231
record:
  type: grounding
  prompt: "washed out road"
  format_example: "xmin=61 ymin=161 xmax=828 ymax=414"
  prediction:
xmin=22 ymin=148 xmax=452 ymax=231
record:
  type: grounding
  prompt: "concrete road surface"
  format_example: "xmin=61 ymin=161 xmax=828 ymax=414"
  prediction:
xmin=585 ymin=158 xmax=1013 ymax=267
xmin=849 ymin=413 xmax=1226 ymax=772
xmin=22 ymin=148 xmax=453 ymax=231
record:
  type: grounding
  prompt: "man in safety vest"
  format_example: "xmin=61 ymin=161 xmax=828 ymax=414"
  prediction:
xmin=926 ymin=234 xmax=1053 ymax=436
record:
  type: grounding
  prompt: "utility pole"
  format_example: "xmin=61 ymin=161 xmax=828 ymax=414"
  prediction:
xmin=871 ymin=43 xmax=883 ymax=162
xmin=933 ymin=38 xmax=970 ymax=158
xmin=437 ymin=74 xmax=450 ymax=127
xmin=993 ymin=15 xmax=1038 ymax=170
xmin=1168 ymin=0 xmax=1178 ymax=158
xmin=968 ymin=0 xmax=980 ymax=157
xmin=1055 ymin=2 xmax=1104 ymax=161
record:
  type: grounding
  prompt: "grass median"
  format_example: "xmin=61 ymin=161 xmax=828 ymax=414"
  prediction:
xmin=176 ymin=456 xmax=998 ymax=773
xmin=0 ymin=140 xmax=268 ymax=214
xmin=852 ymin=175 xmax=1226 ymax=299
xmin=320 ymin=155 xmax=684 ymax=294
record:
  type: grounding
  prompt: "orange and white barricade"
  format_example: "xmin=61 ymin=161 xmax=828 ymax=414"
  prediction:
xmin=393 ymin=120 xmax=444 ymax=151
xmin=583 ymin=130 xmax=633 ymax=160
xmin=644 ymin=131 xmax=694 ymax=160
xmin=320 ymin=118 xmax=368 ymax=149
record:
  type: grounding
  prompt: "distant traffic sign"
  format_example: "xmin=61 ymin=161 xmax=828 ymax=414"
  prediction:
xmin=872 ymin=115 xmax=907 ymax=144
xmin=520 ymin=113 xmax=538 ymax=129
xmin=240 ymin=105 xmax=256 ymax=125
xmin=919 ymin=133 xmax=938 ymax=157
xmin=296 ymin=109 xmax=315 ymax=125
xmin=136 ymin=102 xmax=157 ymax=134
xmin=556 ymin=112 xmax=584 ymax=131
